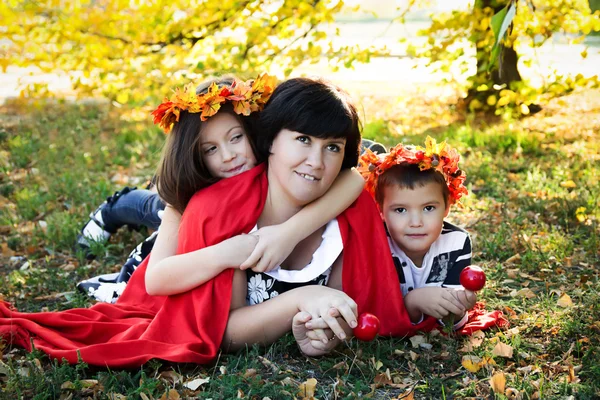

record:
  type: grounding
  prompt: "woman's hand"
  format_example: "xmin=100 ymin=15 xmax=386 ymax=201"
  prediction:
xmin=297 ymin=286 xmax=358 ymax=343
xmin=240 ymin=224 xmax=299 ymax=273
xmin=292 ymin=312 xmax=339 ymax=356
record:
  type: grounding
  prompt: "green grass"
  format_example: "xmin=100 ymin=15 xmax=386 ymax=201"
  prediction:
xmin=1 ymin=93 xmax=599 ymax=399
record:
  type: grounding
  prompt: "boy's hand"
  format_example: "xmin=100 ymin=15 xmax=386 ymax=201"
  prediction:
xmin=453 ymin=289 xmax=477 ymax=311
xmin=406 ymin=287 xmax=466 ymax=320
xmin=240 ymin=224 xmax=298 ymax=273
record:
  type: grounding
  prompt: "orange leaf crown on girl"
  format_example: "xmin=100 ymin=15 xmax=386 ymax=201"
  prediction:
xmin=358 ymin=136 xmax=468 ymax=205
xmin=151 ymin=73 xmax=277 ymax=133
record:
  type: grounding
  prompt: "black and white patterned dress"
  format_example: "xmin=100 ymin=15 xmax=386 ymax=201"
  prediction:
xmin=246 ymin=219 xmax=343 ymax=306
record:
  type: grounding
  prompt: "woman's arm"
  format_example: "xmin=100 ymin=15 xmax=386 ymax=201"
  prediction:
xmin=145 ymin=206 xmax=258 ymax=296
xmin=241 ymin=168 xmax=365 ymax=272
xmin=222 ymin=271 xmax=358 ymax=351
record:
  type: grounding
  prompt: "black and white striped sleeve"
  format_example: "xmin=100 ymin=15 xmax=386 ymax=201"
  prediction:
xmin=443 ymin=234 xmax=472 ymax=288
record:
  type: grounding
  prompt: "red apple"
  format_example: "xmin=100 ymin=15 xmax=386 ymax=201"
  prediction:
xmin=459 ymin=265 xmax=486 ymax=291
xmin=353 ymin=313 xmax=380 ymax=341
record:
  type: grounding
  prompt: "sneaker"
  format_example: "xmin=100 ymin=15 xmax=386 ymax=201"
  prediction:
xmin=361 ymin=139 xmax=386 ymax=155
xmin=75 ymin=186 xmax=140 ymax=259
xmin=76 ymin=273 xmax=125 ymax=304
xmin=76 ymin=203 xmax=114 ymax=260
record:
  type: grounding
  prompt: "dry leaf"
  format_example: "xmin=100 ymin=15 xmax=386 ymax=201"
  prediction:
xmin=61 ymin=381 xmax=75 ymax=390
xmin=557 ymin=293 xmax=573 ymax=308
xmin=108 ymin=394 xmax=128 ymax=400
xmin=409 ymin=335 xmax=427 ymax=348
xmin=505 ymin=387 xmax=522 ymax=399
xmin=159 ymin=370 xmax=182 ymax=385
xmin=462 ymin=355 xmax=482 ymax=373
xmin=1 ymin=243 xmax=15 ymax=257
xmin=492 ymin=342 xmax=514 ymax=358
xmin=512 ymin=288 xmax=536 ymax=299
xmin=560 ymin=180 xmax=576 ymax=188
xmin=373 ymin=372 xmax=393 ymax=387
xmin=243 ymin=368 xmax=258 ymax=378
xmin=158 ymin=389 xmax=180 ymax=400
xmin=183 ymin=377 xmax=210 ymax=390
xmin=505 ymin=254 xmax=521 ymax=264
xmin=140 ymin=394 xmax=151 ymax=400
xmin=461 ymin=330 xmax=485 ymax=351
xmin=298 ymin=378 xmax=317 ymax=399
xmin=490 ymin=372 xmax=506 ymax=394
xmin=409 ymin=351 xmax=418 ymax=361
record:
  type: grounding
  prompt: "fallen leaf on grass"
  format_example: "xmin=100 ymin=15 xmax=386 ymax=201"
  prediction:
xmin=492 ymin=342 xmax=514 ymax=358
xmin=511 ymin=288 xmax=536 ymax=299
xmin=567 ymin=364 xmax=580 ymax=383
xmin=183 ymin=377 xmax=210 ymax=390
xmin=159 ymin=389 xmax=180 ymax=400
xmin=490 ymin=372 xmax=506 ymax=394
xmin=557 ymin=293 xmax=573 ymax=308
xmin=560 ymin=180 xmax=576 ymax=188
xmin=243 ymin=368 xmax=258 ymax=378
xmin=505 ymin=254 xmax=521 ymax=264
xmin=409 ymin=335 xmax=427 ymax=348
xmin=160 ymin=370 xmax=182 ymax=385
xmin=2 ymin=243 xmax=15 ymax=256
xmin=298 ymin=378 xmax=317 ymax=399
xmin=460 ymin=330 xmax=485 ymax=352
xmin=462 ymin=355 xmax=482 ymax=373
xmin=505 ymin=387 xmax=522 ymax=399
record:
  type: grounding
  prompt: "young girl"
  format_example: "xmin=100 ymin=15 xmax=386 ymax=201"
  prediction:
xmin=0 ymin=77 xmax=423 ymax=367
xmin=77 ymin=74 xmax=366 ymax=303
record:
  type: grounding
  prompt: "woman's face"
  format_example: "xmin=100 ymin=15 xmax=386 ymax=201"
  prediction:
xmin=268 ymin=129 xmax=346 ymax=208
xmin=199 ymin=112 xmax=257 ymax=179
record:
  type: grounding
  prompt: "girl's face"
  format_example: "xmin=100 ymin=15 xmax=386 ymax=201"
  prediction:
xmin=199 ymin=112 xmax=257 ymax=179
xmin=268 ymin=129 xmax=346 ymax=209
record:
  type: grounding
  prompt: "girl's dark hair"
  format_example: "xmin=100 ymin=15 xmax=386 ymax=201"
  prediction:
xmin=254 ymin=77 xmax=361 ymax=169
xmin=155 ymin=77 xmax=258 ymax=214
xmin=375 ymin=163 xmax=450 ymax=207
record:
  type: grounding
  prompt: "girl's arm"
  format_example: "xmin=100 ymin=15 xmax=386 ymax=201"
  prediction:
xmin=144 ymin=206 xmax=257 ymax=296
xmin=240 ymin=168 xmax=365 ymax=272
xmin=146 ymin=168 xmax=364 ymax=296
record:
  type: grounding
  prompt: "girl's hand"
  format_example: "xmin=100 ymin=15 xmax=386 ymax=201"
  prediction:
xmin=240 ymin=224 xmax=299 ymax=273
xmin=297 ymin=286 xmax=358 ymax=343
xmin=219 ymin=234 xmax=259 ymax=268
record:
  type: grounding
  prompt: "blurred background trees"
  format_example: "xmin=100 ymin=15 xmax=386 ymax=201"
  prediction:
xmin=1 ymin=0 xmax=599 ymax=114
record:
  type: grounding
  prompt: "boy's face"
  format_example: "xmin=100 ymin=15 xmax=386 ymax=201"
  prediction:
xmin=381 ymin=181 xmax=450 ymax=266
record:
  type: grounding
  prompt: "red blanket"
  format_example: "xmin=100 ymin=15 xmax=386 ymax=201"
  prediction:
xmin=1 ymin=164 xmax=446 ymax=367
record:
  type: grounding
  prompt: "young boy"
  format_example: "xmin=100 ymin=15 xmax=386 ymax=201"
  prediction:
xmin=363 ymin=136 xmax=476 ymax=330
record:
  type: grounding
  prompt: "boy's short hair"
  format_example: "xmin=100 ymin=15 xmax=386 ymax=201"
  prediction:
xmin=375 ymin=163 xmax=450 ymax=207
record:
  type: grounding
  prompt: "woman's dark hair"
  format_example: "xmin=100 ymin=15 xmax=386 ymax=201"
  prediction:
xmin=375 ymin=163 xmax=450 ymax=207
xmin=155 ymin=77 xmax=258 ymax=214
xmin=254 ymin=77 xmax=361 ymax=170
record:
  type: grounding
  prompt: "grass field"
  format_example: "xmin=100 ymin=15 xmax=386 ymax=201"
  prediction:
xmin=1 ymin=89 xmax=599 ymax=399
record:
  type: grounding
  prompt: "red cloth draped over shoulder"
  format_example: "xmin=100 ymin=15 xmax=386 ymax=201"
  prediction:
xmin=0 ymin=163 xmax=435 ymax=368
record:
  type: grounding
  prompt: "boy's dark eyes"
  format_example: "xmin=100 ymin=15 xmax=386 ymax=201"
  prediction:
xmin=394 ymin=208 xmax=406 ymax=213
xmin=424 ymin=205 xmax=436 ymax=211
